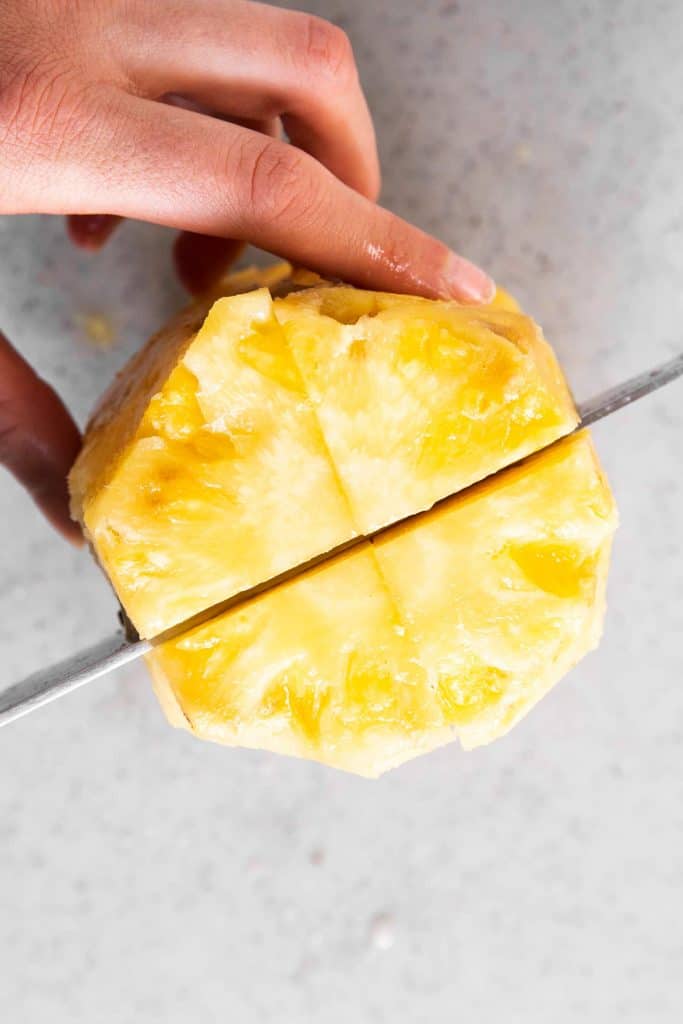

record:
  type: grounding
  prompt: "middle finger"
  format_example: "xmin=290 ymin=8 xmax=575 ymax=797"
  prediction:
xmin=110 ymin=0 xmax=381 ymax=200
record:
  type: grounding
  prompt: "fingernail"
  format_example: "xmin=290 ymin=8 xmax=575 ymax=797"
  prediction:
xmin=441 ymin=252 xmax=495 ymax=305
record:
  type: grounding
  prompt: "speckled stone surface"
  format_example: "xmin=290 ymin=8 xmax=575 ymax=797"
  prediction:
xmin=1 ymin=1 xmax=683 ymax=1020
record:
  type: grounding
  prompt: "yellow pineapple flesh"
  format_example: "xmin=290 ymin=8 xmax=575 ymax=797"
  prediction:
xmin=275 ymin=286 xmax=576 ymax=531
xmin=147 ymin=546 xmax=445 ymax=778
xmin=147 ymin=432 xmax=616 ymax=777
xmin=373 ymin=431 xmax=616 ymax=751
xmin=70 ymin=265 xmax=577 ymax=640
xmin=70 ymin=288 xmax=356 ymax=638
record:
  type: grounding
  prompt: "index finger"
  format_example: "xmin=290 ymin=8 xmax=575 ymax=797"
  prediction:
xmin=50 ymin=96 xmax=494 ymax=303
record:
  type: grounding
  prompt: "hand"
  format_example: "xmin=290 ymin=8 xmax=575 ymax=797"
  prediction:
xmin=0 ymin=0 xmax=494 ymax=541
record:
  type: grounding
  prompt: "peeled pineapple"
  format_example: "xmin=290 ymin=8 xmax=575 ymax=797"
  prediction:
xmin=147 ymin=433 xmax=615 ymax=776
xmin=70 ymin=288 xmax=356 ymax=638
xmin=70 ymin=265 xmax=576 ymax=639
xmin=275 ymin=286 xmax=575 ymax=532
xmin=147 ymin=544 xmax=446 ymax=777
xmin=69 ymin=264 xmax=616 ymax=776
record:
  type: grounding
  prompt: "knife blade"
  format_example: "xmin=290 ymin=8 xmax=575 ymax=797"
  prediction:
xmin=0 ymin=632 xmax=150 ymax=727
xmin=2 ymin=350 xmax=682 ymax=730
xmin=577 ymin=351 xmax=683 ymax=427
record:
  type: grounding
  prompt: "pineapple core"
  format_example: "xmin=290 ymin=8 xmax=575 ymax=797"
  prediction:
xmin=70 ymin=264 xmax=616 ymax=776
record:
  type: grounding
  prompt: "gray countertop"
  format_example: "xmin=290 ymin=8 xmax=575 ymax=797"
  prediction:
xmin=1 ymin=1 xmax=682 ymax=1020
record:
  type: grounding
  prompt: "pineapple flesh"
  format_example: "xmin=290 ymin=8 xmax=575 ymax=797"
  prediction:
xmin=70 ymin=288 xmax=357 ymax=638
xmin=372 ymin=431 xmax=616 ymax=752
xmin=147 ymin=433 xmax=616 ymax=777
xmin=147 ymin=545 xmax=446 ymax=778
xmin=70 ymin=266 xmax=577 ymax=639
xmin=69 ymin=264 xmax=616 ymax=776
xmin=275 ymin=286 xmax=575 ymax=532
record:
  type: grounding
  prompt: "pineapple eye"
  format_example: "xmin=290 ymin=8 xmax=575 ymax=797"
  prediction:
xmin=436 ymin=666 xmax=508 ymax=726
xmin=317 ymin=289 xmax=380 ymax=324
xmin=508 ymin=540 xmax=598 ymax=600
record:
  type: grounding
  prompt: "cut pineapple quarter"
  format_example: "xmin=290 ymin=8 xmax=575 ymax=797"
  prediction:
xmin=273 ymin=282 xmax=568 ymax=532
xmin=69 ymin=263 xmax=616 ymax=776
xmin=147 ymin=431 xmax=616 ymax=777
xmin=70 ymin=263 xmax=577 ymax=639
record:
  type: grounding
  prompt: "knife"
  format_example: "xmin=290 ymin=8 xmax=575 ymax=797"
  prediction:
xmin=2 ymin=351 xmax=682 ymax=729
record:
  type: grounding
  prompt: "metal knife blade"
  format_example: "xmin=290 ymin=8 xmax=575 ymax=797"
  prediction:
xmin=577 ymin=351 xmax=683 ymax=427
xmin=0 ymin=632 xmax=150 ymax=728
xmin=2 ymin=351 xmax=682 ymax=730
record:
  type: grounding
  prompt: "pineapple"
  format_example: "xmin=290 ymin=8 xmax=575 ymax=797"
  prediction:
xmin=70 ymin=285 xmax=357 ymax=638
xmin=147 ymin=545 xmax=446 ymax=777
xmin=275 ymin=285 xmax=575 ymax=532
xmin=147 ymin=432 xmax=616 ymax=777
xmin=70 ymin=265 xmax=577 ymax=639
xmin=372 ymin=431 xmax=616 ymax=751
xmin=70 ymin=264 xmax=616 ymax=776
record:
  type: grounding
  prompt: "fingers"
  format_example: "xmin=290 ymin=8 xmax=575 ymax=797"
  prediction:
xmin=173 ymin=234 xmax=245 ymax=294
xmin=66 ymin=100 xmax=276 ymax=288
xmin=113 ymin=1 xmax=380 ymax=200
xmin=0 ymin=332 xmax=82 ymax=543
xmin=21 ymin=2 xmax=485 ymax=300
xmin=59 ymin=96 xmax=492 ymax=302
xmin=169 ymin=102 xmax=273 ymax=294
xmin=67 ymin=214 xmax=122 ymax=250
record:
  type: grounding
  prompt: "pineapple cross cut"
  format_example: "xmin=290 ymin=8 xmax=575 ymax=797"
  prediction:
xmin=69 ymin=265 xmax=616 ymax=776
xmin=70 ymin=266 xmax=578 ymax=639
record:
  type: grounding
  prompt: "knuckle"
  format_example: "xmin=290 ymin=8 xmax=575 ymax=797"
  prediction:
xmin=0 ymin=51 xmax=83 ymax=151
xmin=300 ymin=15 xmax=356 ymax=80
xmin=0 ymin=57 xmax=34 ymax=141
xmin=231 ymin=136 xmax=318 ymax=228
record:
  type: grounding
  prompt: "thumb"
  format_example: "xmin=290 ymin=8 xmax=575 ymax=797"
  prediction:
xmin=0 ymin=331 xmax=83 ymax=543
